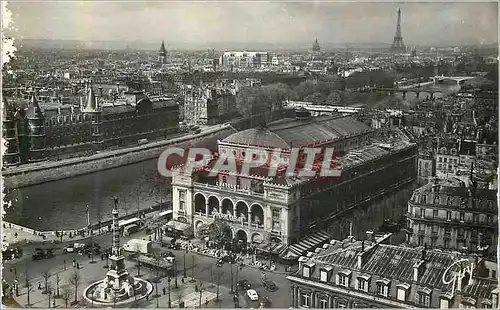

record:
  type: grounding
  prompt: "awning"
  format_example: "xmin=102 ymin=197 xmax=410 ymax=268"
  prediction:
xmin=280 ymin=230 xmax=331 ymax=260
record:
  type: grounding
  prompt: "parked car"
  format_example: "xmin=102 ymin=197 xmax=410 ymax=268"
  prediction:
xmin=246 ymin=289 xmax=259 ymax=301
xmin=263 ymin=280 xmax=278 ymax=292
xmin=32 ymin=248 xmax=54 ymax=261
xmin=236 ymin=280 xmax=251 ymax=290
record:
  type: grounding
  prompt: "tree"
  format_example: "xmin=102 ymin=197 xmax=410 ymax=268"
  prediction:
xmin=68 ymin=270 xmax=81 ymax=303
xmin=293 ymin=80 xmax=315 ymax=100
xmin=197 ymin=280 xmax=205 ymax=309
xmin=206 ymin=219 xmax=232 ymax=249
xmin=175 ymin=287 xmax=185 ymax=308
xmin=214 ymin=272 xmax=223 ymax=301
xmin=42 ymin=270 xmax=51 ymax=294
xmin=55 ymin=273 xmax=61 ymax=298
xmin=61 ymin=286 xmax=72 ymax=308
xmin=325 ymin=90 xmax=342 ymax=105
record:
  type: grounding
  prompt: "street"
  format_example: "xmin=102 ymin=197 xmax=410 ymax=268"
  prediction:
xmin=3 ymin=232 xmax=291 ymax=308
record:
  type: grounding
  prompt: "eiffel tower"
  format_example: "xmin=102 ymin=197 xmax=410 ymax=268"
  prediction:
xmin=391 ymin=8 xmax=406 ymax=53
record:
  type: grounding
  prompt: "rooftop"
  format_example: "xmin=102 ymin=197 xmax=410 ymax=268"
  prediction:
xmin=222 ymin=115 xmax=372 ymax=148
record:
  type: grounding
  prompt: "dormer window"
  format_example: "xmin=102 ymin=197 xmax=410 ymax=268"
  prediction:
xmin=356 ymin=274 xmax=371 ymax=292
xmin=416 ymin=288 xmax=432 ymax=307
xmin=336 ymin=270 xmax=352 ymax=288
xmin=302 ymin=262 xmax=315 ymax=278
xmin=320 ymin=266 xmax=333 ymax=282
xmin=376 ymin=279 xmax=390 ymax=297
xmin=440 ymin=294 xmax=452 ymax=309
xmin=396 ymin=283 xmax=410 ymax=301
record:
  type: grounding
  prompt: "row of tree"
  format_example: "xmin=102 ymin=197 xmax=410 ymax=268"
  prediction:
xmin=235 ymin=71 xmax=396 ymax=117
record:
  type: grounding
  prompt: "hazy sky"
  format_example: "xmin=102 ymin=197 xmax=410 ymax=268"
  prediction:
xmin=6 ymin=1 xmax=499 ymax=47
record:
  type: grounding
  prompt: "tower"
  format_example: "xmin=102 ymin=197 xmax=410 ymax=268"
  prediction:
xmin=312 ymin=39 xmax=321 ymax=53
xmin=391 ymin=8 xmax=406 ymax=53
xmin=158 ymin=41 xmax=167 ymax=64
xmin=2 ymin=96 xmax=21 ymax=166
xmin=81 ymin=82 xmax=103 ymax=151
xmin=25 ymin=90 xmax=47 ymax=162
xmin=106 ymin=197 xmax=129 ymax=287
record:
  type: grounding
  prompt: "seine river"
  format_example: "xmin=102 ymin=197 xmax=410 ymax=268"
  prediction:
xmin=3 ymin=83 xmax=461 ymax=231
xmin=3 ymin=132 xmax=226 ymax=230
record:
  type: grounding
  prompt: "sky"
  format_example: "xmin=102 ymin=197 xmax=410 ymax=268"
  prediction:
xmin=6 ymin=1 xmax=499 ymax=48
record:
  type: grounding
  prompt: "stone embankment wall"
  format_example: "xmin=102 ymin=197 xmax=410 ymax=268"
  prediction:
xmin=3 ymin=127 xmax=235 ymax=189
xmin=3 ymin=110 xmax=293 ymax=189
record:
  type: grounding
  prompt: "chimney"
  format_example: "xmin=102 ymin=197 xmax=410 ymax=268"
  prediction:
xmin=366 ymin=231 xmax=374 ymax=241
xmin=116 ymin=83 xmax=120 ymax=96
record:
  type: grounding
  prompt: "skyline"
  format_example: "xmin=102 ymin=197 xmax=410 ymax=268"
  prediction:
xmin=6 ymin=1 xmax=498 ymax=49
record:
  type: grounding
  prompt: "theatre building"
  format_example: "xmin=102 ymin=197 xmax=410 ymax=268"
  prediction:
xmin=287 ymin=233 xmax=498 ymax=308
xmin=170 ymin=110 xmax=417 ymax=255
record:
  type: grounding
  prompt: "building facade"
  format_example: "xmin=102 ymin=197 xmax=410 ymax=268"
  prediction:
xmin=287 ymin=233 xmax=498 ymax=308
xmin=170 ymin=112 xmax=417 ymax=253
xmin=406 ymin=179 xmax=497 ymax=257
xmin=183 ymin=85 xmax=239 ymax=126
xmin=2 ymin=84 xmax=179 ymax=164
xmin=220 ymin=51 xmax=270 ymax=69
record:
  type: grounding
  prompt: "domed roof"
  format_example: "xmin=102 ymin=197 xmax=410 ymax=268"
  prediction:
xmin=222 ymin=127 xmax=290 ymax=149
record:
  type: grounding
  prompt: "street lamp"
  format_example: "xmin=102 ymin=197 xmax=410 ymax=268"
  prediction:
xmin=168 ymin=277 xmax=172 ymax=308
xmin=183 ymin=250 xmax=187 ymax=278
xmin=229 ymin=262 xmax=234 ymax=294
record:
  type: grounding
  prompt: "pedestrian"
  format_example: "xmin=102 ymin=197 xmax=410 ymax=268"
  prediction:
xmin=162 ymin=287 xmax=166 ymax=295
xmin=14 ymin=232 xmax=18 ymax=239
xmin=38 ymin=282 xmax=42 ymax=290
xmin=63 ymin=260 xmax=66 ymax=271
xmin=77 ymin=262 xmax=80 ymax=269
xmin=181 ymin=278 xmax=184 ymax=284
xmin=205 ymin=299 xmax=208 ymax=308
xmin=72 ymin=259 xmax=76 ymax=268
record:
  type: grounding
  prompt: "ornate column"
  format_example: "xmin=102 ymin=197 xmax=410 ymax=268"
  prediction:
xmin=248 ymin=212 xmax=252 ymax=224
xmin=205 ymin=203 xmax=209 ymax=216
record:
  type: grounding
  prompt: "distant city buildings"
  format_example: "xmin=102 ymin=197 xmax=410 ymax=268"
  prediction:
xmin=219 ymin=51 xmax=270 ymax=69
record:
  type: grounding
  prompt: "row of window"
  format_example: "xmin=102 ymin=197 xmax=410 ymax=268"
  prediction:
xmin=415 ymin=196 xmax=496 ymax=210
xmin=302 ymin=267 xmax=435 ymax=307
xmin=415 ymin=208 xmax=495 ymax=224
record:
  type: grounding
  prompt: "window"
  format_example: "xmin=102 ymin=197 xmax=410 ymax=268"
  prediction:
xmin=301 ymin=293 xmax=310 ymax=308
xmin=397 ymin=288 xmax=407 ymax=301
xmin=302 ymin=267 xmax=310 ymax=278
xmin=418 ymin=236 xmax=424 ymax=246
xmin=320 ymin=270 xmax=327 ymax=282
xmin=446 ymin=211 xmax=452 ymax=220
xmin=357 ymin=279 xmax=367 ymax=291
xmin=433 ymin=210 xmax=438 ymax=218
xmin=444 ymin=239 xmax=450 ymax=249
xmin=337 ymin=301 xmax=347 ymax=308
xmin=460 ymin=212 xmax=465 ymax=222
xmin=417 ymin=292 xmax=431 ymax=307
xmin=473 ymin=214 xmax=479 ymax=223
xmin=338 ymin=274 xmax=349 ymax=287
xmin=319 ymin=298 xmax=328 ymax=309
xmin=420 ymin=208 xmax=426 ymax=218
xmin=376 ymin=283 xmax=388 ymax=297
xmin=440 ymin=298 xmax=450 ymax=309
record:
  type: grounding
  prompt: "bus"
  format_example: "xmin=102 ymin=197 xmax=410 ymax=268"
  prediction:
xmin=119 ymin=217 xmax=141 ymax=230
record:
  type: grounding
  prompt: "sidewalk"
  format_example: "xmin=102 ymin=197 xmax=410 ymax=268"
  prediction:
xmin=178 ymin=239 xmax=295 ymax=275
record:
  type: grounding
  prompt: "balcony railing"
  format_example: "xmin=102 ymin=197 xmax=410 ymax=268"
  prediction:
xmin=194 ymin=182 xmax=265 ymax=198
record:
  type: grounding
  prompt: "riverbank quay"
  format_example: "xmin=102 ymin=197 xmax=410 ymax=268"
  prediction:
xmin=3 ymin=124 xmax=236 ymax=189
xmin=2 ymin=207 xmax=166 ymax=249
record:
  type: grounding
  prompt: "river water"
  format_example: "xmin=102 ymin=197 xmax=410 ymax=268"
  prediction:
xmin=3 ymin=132 xmax=229 ymax=230
xmin=3 ymin=83 xmax=461 ymax=231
